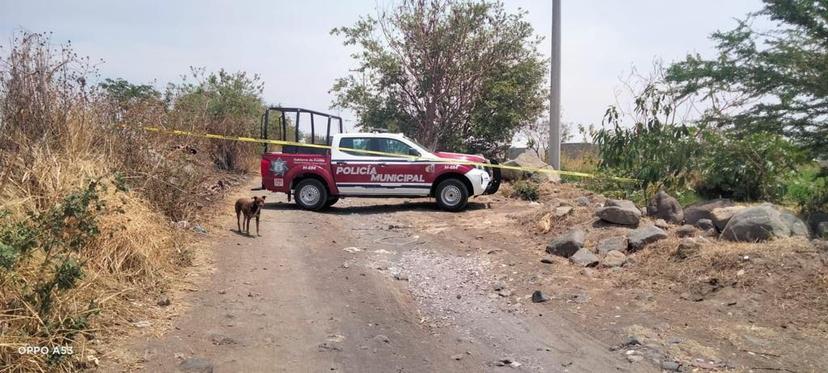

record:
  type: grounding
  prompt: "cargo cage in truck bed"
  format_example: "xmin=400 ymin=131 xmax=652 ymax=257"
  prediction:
xmin=259 ymin=107 xmax=344 ymax=155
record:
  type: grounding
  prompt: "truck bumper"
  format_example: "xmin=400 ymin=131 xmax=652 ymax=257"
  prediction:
xmin=465 ymin=169 xmax=491 ymax=196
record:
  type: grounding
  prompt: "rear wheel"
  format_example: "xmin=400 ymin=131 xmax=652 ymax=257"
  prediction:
xmin=435 ymin=178 xmax=469 ymax=212
xmin=295 ymin=179 xmax=328 ymax=211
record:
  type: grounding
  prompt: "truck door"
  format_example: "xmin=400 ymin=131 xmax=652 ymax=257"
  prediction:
xmin=332 ymin=137 xmax=430 ymax=196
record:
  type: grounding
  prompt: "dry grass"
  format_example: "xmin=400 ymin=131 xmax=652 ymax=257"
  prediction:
xmin=0 ymin=31 xmax=246 ymax=372
xmin=617 ymin=236 xmax=828 ymax=328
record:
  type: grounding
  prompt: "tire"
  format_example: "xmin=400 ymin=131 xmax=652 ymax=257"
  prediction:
xmin=295 ymin=179 xmax=328 ymax=211
xmin=324 ymin=197 xmax=339 ymax=208
xmin=435 ymin=178 xmax=469 ymax=212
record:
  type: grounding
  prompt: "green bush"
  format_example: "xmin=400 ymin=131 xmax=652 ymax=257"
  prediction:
xmin=785 ymin=163 xmax=828 ymax=214
xmin=698 ymin=132 xmax=803 ymax=202
xmin=0 ymin=181 xmax=105 ymax=362
xmin=510 ymin=180 xmax=540 ymax=201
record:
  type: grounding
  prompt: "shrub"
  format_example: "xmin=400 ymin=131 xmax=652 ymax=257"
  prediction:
xmin=509 ymin=180 xmax=540 ymax=201
xmin=785 ymin=163 xmax=828 ymax=214
xmin=1 ymin=181 xmax=104 ymax=369
xmin=698 ymin=132 xmax=803 ymax=202
xmin=594 ymin=83 xmax=707 ymax=199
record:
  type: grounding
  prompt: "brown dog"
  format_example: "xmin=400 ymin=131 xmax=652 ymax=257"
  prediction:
xmin=235 ymin=196 xmax=266 ymax=236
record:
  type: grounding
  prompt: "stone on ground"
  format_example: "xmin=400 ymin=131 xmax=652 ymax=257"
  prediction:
xmin=570 ymin=248 xmax=599 ymax=267
xmin=596 ymin=200 xmax=641 ymax=226
xmin=695 ymin=218 xmax=715 ymax=231
xmin=675 ymin=238 xmax=702 ymax=259
xmin=596 ymin=236 xmax=627 ymax=255
xmin=532 ymin=290 xmax=550 ymax=303
xmin=710 ymin=206 xmax=745 ymax=231
xmin=646 ymin=191 xmax=684 ymax=224
xmin=546 ymin=229 xmax=585 ymax=258
xmin=818 ymin=222 xmax=828 ymax=239
xmin=501 ymin=152 xmax=561 ymax=183
xmin=780 ymin=211 xmax=810 ymax=238
xmin=601 ymin=250 xmax=627 ymax=267
xmin=575 ymin=196 xmax=590 ymax=206
xmin=628 ymin=225 xmax=668 ymax=251
xmin=685 ymin=199 xmax=735 ymax=226
xmin=721 ymin=204 xmax=797 ymax=242
xmin=675 ymin=225 xmax=697 ymax=238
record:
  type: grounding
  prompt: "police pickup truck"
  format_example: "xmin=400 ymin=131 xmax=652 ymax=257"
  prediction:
xmin=258 ymin=108 xmax=500 ymax=211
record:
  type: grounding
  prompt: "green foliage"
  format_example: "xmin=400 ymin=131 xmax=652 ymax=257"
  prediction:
xmin=1 ymin=181 xmax=102 ymax=321
xmin=509 ymin=180 xmax=540 ymax=201
xmin=169 ymin=68 xmax=264 ymax=171
xmin=785 ymin=163 xmax=828 ymax=214
xmin=594 ymin=85 xmax=705 ymax=198
xmin=699 ymin=132 xmax=803 ymax=202
xmin=666 ymin=0 xmax=828 ymax=156
xmin=331 ymin=0 xmax=546 ymax=158
xmin=99 ymin=78 xmax=161 ymax=110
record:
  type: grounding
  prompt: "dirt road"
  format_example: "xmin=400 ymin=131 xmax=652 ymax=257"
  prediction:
xmin=113 ymin=188 xmax=647 ymax=372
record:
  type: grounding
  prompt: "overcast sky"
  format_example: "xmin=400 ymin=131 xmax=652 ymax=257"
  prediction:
xmin=0 ymin=0 xmax=762 ymax=133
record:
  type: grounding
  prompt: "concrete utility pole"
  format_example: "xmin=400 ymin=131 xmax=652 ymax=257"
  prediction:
xmin=548 ymin=0 xmax=561 ymax=169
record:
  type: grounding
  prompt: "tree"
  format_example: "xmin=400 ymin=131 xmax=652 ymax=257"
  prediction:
xmin=168 ymin=68 xmax=264 ymax=170
xmin=331 ymin=0 xmax=546 ymax=157
xmin=99 ymin=78 xmax=160 ymax=109
xmin=666 ymin=0 xmax=828 ymax=156
xmin=521 ymin=119 xmax=574 ymax=161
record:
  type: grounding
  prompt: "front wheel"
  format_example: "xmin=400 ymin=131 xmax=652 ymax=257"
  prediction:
xmin=324 ymin=196 xmax=339 ymax=208
xmin=435 ymin=179 xmax=469 ymax=212
xmin=295 ymin=179 xmax=328 ymax=211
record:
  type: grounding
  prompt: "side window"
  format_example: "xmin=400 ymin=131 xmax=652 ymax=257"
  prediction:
xmin=372 ymin=138 xmax=418 ymax=158
xmin=339 ymin=137 xmax=371 ymax=157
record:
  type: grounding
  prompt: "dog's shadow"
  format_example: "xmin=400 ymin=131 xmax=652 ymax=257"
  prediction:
xmin=229 ymin=229 xmax=259 ymax=238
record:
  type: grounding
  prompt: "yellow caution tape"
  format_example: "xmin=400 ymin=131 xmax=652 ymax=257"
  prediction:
xmin=138 ymin=126 xmax=637 ymax=182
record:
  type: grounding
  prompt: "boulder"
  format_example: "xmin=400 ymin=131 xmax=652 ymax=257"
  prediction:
xmin=606 ymin=199 xmax=637 ymax=210
xmin=721 ymin=204 xmax=791 ymax=242
xmin=501 ymin=152 xmax=561 ymax=183
xmin=601 ymin=250 xmax=627 ymax=267
xmin=546 ymin=229 xmax=585 ymax=258
xmin=597 ymin=236 xmax=627 ymax=255
xmin=646 ymin=191 xmax=684 ymax=224
xmin=675 ymin=225 xmax=697 ymax=238
xmin=780 ymin=211 xmax=810 ymax=238
xmin=628 ymin=225 xmax=668 ymax=251
xmin=685 ymin=199 xmax=735 ymax=226
xmin=570 ymin=248 xmax=599 ymax=267
xmin=818 ymin=222 xmax=828 ymax=239
xmin=710 ymin=206 xmax=745 ymax=231
xmin=575 ymin=196 xmax=591 ymax=206
xmin=596 ymin=200 xmax=641 ymax=226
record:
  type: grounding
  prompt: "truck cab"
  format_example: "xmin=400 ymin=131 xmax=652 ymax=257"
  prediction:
xmin=259 ymin=108 xmax=500 ymax=211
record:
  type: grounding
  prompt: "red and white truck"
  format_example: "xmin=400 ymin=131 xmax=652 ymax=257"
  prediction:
xmin=258 ymin=107 xmax=501 ymax=211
